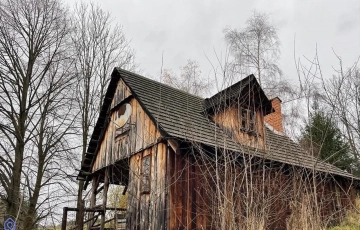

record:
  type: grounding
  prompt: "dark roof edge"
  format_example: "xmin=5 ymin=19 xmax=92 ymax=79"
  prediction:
xmin=206 ymin=74 xmax=257 ymax=101
xmin=204 ymin=74 xmax=273 ymax=114
xmin=77 ymin=68 xmax=122 ymax=182
xmin=115 ymin=68 xmax=204 ymax=99
xmin=116 ymin=68 xmax=170 ymax=138
xmin=78 ymin=68 xmax=195 ymax=184
xmin=78 ymin=68 xmax=174 ymax=184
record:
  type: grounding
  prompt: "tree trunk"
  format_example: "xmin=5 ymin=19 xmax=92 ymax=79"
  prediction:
xmin=76 ymin=182 xmax=85 ymax=230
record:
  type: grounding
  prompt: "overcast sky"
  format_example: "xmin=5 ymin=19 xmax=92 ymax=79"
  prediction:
xmin=66 ymin=0 xmax=360 ymax=86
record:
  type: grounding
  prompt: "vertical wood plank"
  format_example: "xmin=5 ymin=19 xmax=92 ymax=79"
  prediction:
xmin=100 ymin=170 xmax=109 ymax=230
xmin=136 ymin=103 xmax=142 ymax=151
xmin=159 ymin=143 xmax=167 ymax=229
xmin=165 ymin=144 xmax=170 ymax=230
xmin=181 ymin=155 xmax=187 ymax=229
xmin=88 ymin=175 xmax=99 ymax=230
xmin=140 ymin=105 xmax=146 ymax=149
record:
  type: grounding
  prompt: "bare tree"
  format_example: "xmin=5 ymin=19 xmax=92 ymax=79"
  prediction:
xmin=224 ymin=11 xmax=301 ymax=140
xmin=321 ymin=54 xmax=360 ymax=169
xmin=0 ymin=0 xmax=77 ymax=229
xmin=293 ymin=46 xmax=360 ymax=163
xmin=71 ymin=2 xmax=136 ymax=228
xmin=191 ymin=51 xmax=352 ymax=230
xmin=224 ymin=11 xmax=282 ymax=90
xmin=162 ymin=59 xmax=212 ymax=97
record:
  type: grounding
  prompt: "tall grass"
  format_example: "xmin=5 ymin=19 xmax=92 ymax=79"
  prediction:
xmin=328 ymin=199 xmax=360 ymax=230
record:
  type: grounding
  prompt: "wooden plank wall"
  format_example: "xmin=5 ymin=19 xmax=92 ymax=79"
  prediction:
xmin=168 ymin=151 xmax=356 ymax=230
xmin=169 ymin=149 xmax=211 ymax=230
xmin=92 ymin=79 xmax=161 ymax=172
xmin=126 ymin=143 xmax=168 ymax=230
xmin=89 ymin=79 xmax=356 ymax=229
xmin=211 ymin=105 xmax=266 ymax=149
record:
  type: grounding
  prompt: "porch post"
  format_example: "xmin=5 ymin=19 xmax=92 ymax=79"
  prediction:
xmin=61 ymin=207 xmax=68 ymax=230
xmin=100 ymin=169 xmax=109 ymax=230
xmin=87 ymin=174 xmax=99 ymax=229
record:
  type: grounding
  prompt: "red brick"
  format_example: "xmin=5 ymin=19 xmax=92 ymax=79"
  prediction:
xmin=264 ymin=97 xmax=283 ymax=133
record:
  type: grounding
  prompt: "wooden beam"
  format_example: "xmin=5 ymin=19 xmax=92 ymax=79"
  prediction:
xmin=88 ymin=174 xmax=100 ymax=230
xmin=83 ymin=213 xmax=101 ymax=225
xmin=100 ymin=169 xmax=109 ymax=230
xmin=78 ymin=199 xmax=84 ymax=230
xmin=95 ymin=185 xmax=104 ymax=195
xmin=80 ymin=171 xmax=92 ymax=176
xmin=61 ymin=207 xmax=68 ymax=230
xmin=166 ymin=144 xmax=170 ymax=229
xmin=122 ymin=186 xmax=127 ymax=195
xmin=168 ymin=139 xmax=180 ymax=154
xmin=62 ymin=207 xmax=126 ymax=213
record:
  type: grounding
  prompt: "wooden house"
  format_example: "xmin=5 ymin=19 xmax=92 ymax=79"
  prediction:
xmin=77 ymin=68 xmax=359 ymax=230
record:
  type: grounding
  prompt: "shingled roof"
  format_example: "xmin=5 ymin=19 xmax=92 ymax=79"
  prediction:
xmin=78 ymin=68 xmax=358 ymax=181
xmin=204 ymin=74 xmax=273 ymax=115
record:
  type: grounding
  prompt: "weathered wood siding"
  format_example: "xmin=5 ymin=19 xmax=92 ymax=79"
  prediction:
xmin=169 ymin=150 xmax=356 ymax=230
xmin=127 ymin=143 xmax=168 ymax=230
xmin=211 ymin=105 xmax=266 ymax=149
xmin=92 ymin=80 xmax=161 ymax=172
xmin=169 ymin=149 xmax=211 ymax=230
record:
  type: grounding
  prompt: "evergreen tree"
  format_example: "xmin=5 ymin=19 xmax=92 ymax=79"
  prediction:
xmin=300 ymin=112 xmax=358 ymax=174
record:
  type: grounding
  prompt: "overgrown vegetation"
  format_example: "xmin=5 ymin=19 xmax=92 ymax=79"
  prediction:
xmin=0 ymin=0 xmax=359 ymax=229
xmin=328 ymin=199 xmax=360 ymax=230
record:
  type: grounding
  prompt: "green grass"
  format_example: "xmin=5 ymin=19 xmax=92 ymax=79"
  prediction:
xmin=328 ymin=199 xmax=360 ymax=230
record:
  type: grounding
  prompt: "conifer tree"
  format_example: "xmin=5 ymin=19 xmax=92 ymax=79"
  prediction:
xmin=300 ymin=112 xmax=359 ymax=175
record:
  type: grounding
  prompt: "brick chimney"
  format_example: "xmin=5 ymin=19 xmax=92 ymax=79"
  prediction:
xmin=264 ymin=97 xmax=283 ymax=133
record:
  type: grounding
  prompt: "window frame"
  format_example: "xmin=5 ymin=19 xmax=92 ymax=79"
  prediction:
xmin=239 ymin=107 xmax=257 ymax=135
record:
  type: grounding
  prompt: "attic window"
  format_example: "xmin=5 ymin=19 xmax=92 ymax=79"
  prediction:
xmin=239 ymin=107 xmax=257 ymax=134
xmin=114 ymin=103 xmax=132 ymax=138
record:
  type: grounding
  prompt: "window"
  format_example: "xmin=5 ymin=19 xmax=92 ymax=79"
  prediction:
xmin=114 ymin=103 xmax=132 ymax=138
xmin=241 ymin=108 xmax=247 ymax=130
xmin=141 ymin=155 xmax=151 ymax=194
xmin=239 ymin=107 xmax=257 ymax=133
xmin=249 ymin=110 xmax=256 ymax=132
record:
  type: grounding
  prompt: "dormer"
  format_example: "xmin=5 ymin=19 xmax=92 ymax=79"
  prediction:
xmin=204 ymin=74 xmax=273 ymax=149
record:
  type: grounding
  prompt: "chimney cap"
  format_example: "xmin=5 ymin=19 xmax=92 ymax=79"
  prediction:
xmin=269 ymin=96 xmax=282 ymax=103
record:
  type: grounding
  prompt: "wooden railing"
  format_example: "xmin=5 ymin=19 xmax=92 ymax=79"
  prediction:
xmin=62 ymin=207 xmax=126 ymax=230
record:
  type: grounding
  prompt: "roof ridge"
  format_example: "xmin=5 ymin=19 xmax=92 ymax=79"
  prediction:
xmin=116 ymin=67 xmax=205 ymax=100
xmin=205 ymin=74 xmax=256 ymax=100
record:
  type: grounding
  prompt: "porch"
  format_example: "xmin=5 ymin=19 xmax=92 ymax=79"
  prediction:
xmin=61 ymin=207 xmax=127 ymax=230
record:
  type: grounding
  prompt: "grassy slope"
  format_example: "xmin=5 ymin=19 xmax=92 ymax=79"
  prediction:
xmin=328 ymin=199 xmax=360 ymax=230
